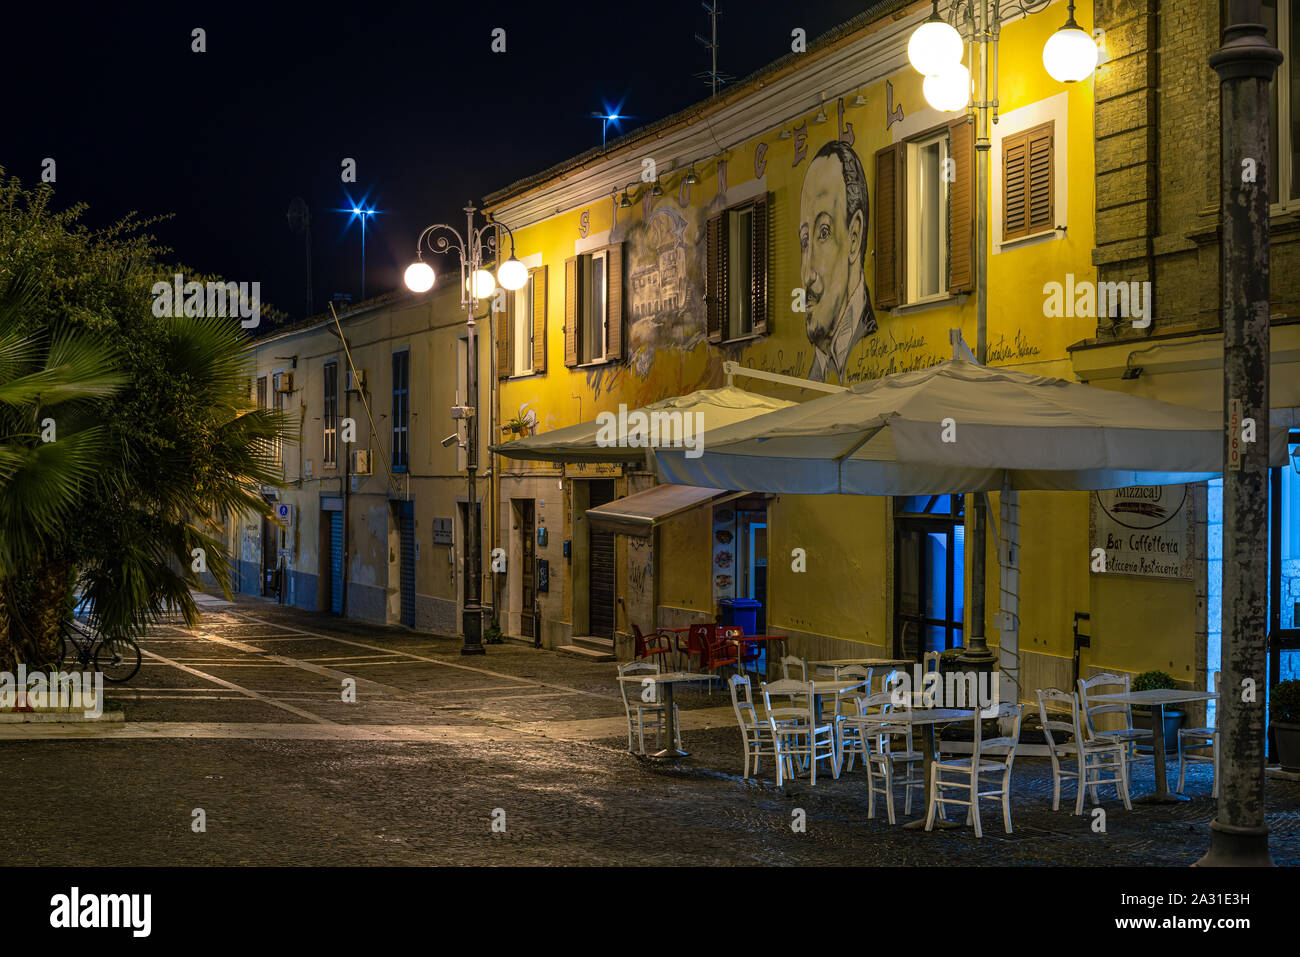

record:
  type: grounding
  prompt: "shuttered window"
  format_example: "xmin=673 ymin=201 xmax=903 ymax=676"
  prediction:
xmin=1003 ymin=120 xmax=1055 ymax=242
xmin=498 ymin=266 xmax=546 ymax=378
xmin=705 ymin=193 xmax=770 ymax=342
xmin=875 ymin=120 xmax=975 ymax=307
xmin=563 ymin=246 xmax=622 ymax=366
xmin=322 ymin=360 xmax=338 ymax=467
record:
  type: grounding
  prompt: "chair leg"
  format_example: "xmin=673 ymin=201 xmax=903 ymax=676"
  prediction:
xmin=925 ymin=774 xmax=938 ymax=832
xmin=884 ymin=763 xmax=896 ymax=826
xmin=867 ymin=763 xmax=877 ymax=820
xmin=904 ymin=763 xmax=913 ymax=816
xmin=972 ymin=794 xmax=982 ymax=839
xmin=1075 ymin=757 xmax=1087 ymax=816
xmin=1050 ymin=761 xmax=1061 ymax=812
xmin=1119 ymin=753 xmax=1133 ymax=810
xmin=637 ymin=716 xmax=646 ymax=756
xmin=1003 ymin=772 xmax=1014 ymax=834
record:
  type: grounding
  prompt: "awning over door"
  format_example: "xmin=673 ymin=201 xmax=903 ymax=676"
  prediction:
xmin=585 ymin=484 xmax=744 ymax=537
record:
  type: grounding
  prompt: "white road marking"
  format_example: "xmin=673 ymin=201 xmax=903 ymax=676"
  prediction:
xmin=139 ymin=647 xmax=334 ymax=725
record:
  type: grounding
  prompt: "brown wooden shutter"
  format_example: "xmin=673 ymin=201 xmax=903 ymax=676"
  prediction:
xmin=532 ymin=265 xmax=547 ymax=374
xmin=751 ymin=193 xmax=770 ymax=336
xmin=564 ymin=256 xmax=579 ymax=368
xmin=705 ymin=212 xmax=726 ymax=342
xmin=1002 ymin=130 xmax=1029 ymax=241
xmin=1026 ymin=122 xmax=1055 ymax=234
xmin=874 ymin=144 xmax=900 ymax=308
xmin=947 ymin=116 xmax=975 ymax=294
xmin=496 ymin=284 xmax=513 ymax=379
xmin=605 ymin=243 xmax=624 ymax=360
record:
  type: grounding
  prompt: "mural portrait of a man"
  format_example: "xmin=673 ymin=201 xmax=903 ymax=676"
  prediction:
xmin=799 ymin=139 xmax=878 ymax=382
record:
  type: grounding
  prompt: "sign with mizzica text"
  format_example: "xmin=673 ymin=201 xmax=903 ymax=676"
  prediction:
xmin=1089 ymin=485 xmax=1194 ymax=581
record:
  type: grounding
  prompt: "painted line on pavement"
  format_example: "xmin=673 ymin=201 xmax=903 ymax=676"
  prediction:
xmin=139 ymin=647 xmax=335 ymax=725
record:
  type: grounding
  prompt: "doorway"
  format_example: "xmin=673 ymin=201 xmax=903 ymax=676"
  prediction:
xmin=261 ymin=516 xmax=279 ymax=598
xmin=396 ymin=500 xmax=416 ymax=628
xmin=894 ymin=494 xmax=965 ymax=661
xmin=588 ymin=480 xmax=616 ymax=638
xmin=322 ymin=508 xmax=344 ymax=614
xmin=516 ymin=499 xmax=538 ymax=639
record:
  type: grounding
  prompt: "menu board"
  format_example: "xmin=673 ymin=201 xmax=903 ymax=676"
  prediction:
xmin=1089 ymin=484 xmax=1193 ymax=580
xmin=711 ymin=506 xmax=738 ymax=605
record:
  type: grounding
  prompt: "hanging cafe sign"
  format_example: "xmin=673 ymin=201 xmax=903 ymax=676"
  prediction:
xmin=1089 ymin=485 xmax=1194 ymax=581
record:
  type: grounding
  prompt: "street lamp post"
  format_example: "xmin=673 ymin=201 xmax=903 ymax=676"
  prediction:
xmin=1202 ymin=0 xmax=1280 ymax=867
xmin=404 ymin=204 xmax=528 ymax=655
xmin=906 ymin=0 xmax=1098 ymax=673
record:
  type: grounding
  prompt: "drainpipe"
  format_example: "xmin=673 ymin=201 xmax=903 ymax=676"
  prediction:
xmin=1200 ymin=0 xmax=1279 ymax=867
xmin=342 ymin=371 xmax=351 ymax=619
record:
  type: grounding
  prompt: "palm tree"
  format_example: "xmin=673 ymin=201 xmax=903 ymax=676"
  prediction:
xmin=0 ymin=271 xmax=124 ymax=669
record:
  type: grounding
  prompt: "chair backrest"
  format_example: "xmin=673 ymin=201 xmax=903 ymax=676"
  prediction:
xmin=718 ymin=625 xmax=743 ymax=641
xmin=978 ymin=702 xmax=1025 ymax=767
xmin=730 ymin=674 xmax=757 ymax=724
xmin=780 ymin=655 xmax=807 ymax=681
xmin=1036 ymin=688 xmax=1084 ymax=754
xmin=762 ymin=679 xmax=814 ymax=723
xmin=878 ymin=668 xmax=904 ymax=696
xmin=687 ymin=623 xmax=714 ymax=657
xmin=632 ymin=624 xmax=652 ymax=659
xmin=619 ymin=660 xmax=661 ymax=708
xmin=1077 ymin=671 xmax=1133 ymax=737
xmin=923 ymin=650 xmax=941 ymax=674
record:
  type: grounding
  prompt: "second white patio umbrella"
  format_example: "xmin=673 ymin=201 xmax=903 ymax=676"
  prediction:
xmin=654 ymin=359 xmax=1287 ymax=494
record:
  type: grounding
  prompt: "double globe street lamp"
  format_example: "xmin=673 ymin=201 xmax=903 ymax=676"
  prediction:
xmin=403 ymin=204 xmax=527 ymax=654
xmin=904 ymin=0 xmax=1099 ymax=673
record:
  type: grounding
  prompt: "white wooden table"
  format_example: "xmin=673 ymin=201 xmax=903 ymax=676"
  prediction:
xmin=763 ymin=678 xmax=866 ymax=721
xmin=856 ymin=707 xmax=977 ymax=828
xmin=617 ymin=672 xmax=717 ymax=759
xmin=1088 ymin=688 xmax=1218 ymax=803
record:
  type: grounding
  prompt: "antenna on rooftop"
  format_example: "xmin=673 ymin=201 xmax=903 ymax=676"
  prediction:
xmin=694 ymin=1 xmax=732 ymax=98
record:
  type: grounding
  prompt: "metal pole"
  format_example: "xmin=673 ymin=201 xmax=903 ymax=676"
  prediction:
xmin=462 ymin=203 xmax=486 ymax=655
xmin=361 ymin=215 xmax=367 ymax=301
xmin=961 ymin=0 xmax=996 ymax=672
xmin=1201 ymin=0 xmax=1279 ymax=866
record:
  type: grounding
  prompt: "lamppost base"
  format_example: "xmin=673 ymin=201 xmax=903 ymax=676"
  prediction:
xmin=461 ymin=607 xmax=486 ymax=656
xmin=460 ymin=646 xmax=487 ymax=656
xmin=1195 ymin=819 xmax=1273 ymax=867
xmin=956 ymin=644 xmax=997 ymax=675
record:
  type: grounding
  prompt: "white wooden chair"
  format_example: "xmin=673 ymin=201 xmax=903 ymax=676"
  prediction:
xmin=729 ymin=674 xmax=779 ymax=781
xmin=779 ymin=655 xmax=807 ymax=681
xmin=1177 ymin=670 xmax=1220 ymax=798
xmin=925 ymin=702 xmax=1024 ymax=838
xmin=1037 ymin=688 xmax=1132 ymax=815
xmin=847 ymin=690 xmax=924 ymax=820
xmin=762 ymin=679 xmax=839 ymax=786
xmin=617 ymin=661 xmax=680 ymax=756
xmin=827 ymin=666 xmax=870 ymax=769
xmin=1077 ymin=672 xmax=1152 ymax=761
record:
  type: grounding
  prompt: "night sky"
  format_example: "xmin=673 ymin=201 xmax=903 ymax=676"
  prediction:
xmin=3 ymin=1 xmax=870 ymax=326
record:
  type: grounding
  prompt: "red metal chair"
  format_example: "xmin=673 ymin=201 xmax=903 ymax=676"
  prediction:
xmin=704 ymin=629 xmax=741 ymax=689
xmin=632 ymin=624 xmax=673 ymax=664
xmin=685 ymin=623 xmax=716 ymax=672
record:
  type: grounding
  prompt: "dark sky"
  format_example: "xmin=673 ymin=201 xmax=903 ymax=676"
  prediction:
xmin=3 ymin=1 xmax=868 ymax=325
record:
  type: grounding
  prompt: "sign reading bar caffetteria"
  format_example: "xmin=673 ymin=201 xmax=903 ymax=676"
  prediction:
xmin=1089 ymin=484 xmax=1193 ymax=580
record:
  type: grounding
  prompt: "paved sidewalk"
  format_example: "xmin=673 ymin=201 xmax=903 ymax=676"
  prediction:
xmin=0 ymin=593 xmax=1295 ymax=866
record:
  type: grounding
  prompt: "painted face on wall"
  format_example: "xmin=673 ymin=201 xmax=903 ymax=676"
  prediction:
xmin=798 ymin=141 xmax=877 ymax=382
xmin=800 ymin=153 xmax=860 ymax=348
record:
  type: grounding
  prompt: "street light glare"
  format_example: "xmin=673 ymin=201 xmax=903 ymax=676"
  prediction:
xmin=922 ymin=64 xmax=970 ymax=113
xmin=1043 ymin=23 xmax=1099 ymax=83
xmin=907 ymin=17 xmax=963 ymax=76
xmin=404 ymin=261 xmax=435 ymax=293
xmin=467 ymin=268 xmax=496 ymax=299
xmin=497 ymin=256 xmax=528 ymax=291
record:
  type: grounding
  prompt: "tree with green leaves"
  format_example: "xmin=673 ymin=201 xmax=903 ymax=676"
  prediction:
xmin=0 ymin=171 xmax=293 ymax=669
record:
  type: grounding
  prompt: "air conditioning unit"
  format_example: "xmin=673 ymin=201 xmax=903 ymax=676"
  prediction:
xmin=350 ymin=449 xmax=372 ymax=475
xmin=273 ymin=372 xmax=294 ymax=393
xmin=345 ymin=369 xmax=367 ymax=392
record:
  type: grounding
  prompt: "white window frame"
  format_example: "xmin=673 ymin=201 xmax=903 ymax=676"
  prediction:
xmin=905 ymin=129 xmax=951 ymax=304
xmin=1269 ymin=0 xmax=1299 ymax=211
xmin=512 ymin=272 xmax=535 ymax=376
xmin=322 ymin=359 xmax=338 ymax=469
xmin=270 ymin=369 xmax=285 ymax=472
xmin=582 ymin=250 xmax=608 ymax=364
xmin=726 ymin=204 xmax=756 ymax=341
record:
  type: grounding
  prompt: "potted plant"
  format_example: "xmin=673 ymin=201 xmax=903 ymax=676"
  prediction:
xmin=1130 ymin=670 xmax=1183 ymax=752
xmin=1270 ymin=679 xmax=1300 ymax=771
xmin=501 ymin=403 xmax=537 ymax=438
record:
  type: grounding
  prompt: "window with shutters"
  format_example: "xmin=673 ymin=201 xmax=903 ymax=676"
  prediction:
xmin=270 ymin=371 xmax=285 ymax=472
xmin=875 ymin=118 xmax=973 ymax=309
xmin=322 ymin=360 xmax=338 ymax=468
xmin=564 ymin=247 xmax=622 ymax=367
xmin=498 ymin=264 xmax=547 ymax=379
xmin=1002 ymin=120 xmax=1055 ymax=242
xmin=706 ymin=195 xmax=770 ymax=343
xmin=906 ymin=130 xmax=950 ymax=302
xmin=391 ymin=349 xmax=409 ymax=473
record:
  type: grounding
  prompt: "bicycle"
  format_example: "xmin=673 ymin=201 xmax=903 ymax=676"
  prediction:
xmin=58 ymin=619 xmax=141 ymax=683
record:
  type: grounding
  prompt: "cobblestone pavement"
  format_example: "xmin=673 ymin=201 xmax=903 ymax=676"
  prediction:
xmin=1 ymin=593 xmax=1296 ymax=866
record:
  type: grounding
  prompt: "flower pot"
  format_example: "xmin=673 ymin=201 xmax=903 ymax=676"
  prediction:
xmin=1276 ymin=721 xmax=1300 ymax=772
xmin=1131 ymin=708 xmax=1184 ymax=752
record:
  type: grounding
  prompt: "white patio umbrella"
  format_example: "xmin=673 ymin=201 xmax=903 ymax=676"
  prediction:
xmin=492 ymin=385 xmax=794 ymax=466
xmin=654 ymin=360 xmax=1288 ymax=494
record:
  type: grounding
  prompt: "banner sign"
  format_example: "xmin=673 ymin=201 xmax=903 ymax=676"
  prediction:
xmin=1090 ymin=484 xmax=1193 ymax=580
